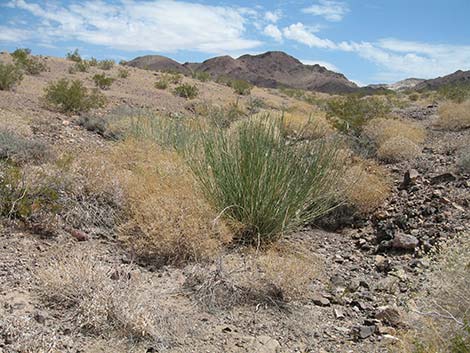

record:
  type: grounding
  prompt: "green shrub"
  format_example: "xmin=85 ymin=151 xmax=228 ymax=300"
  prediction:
xmin=437 ymin=83 xmax=470 ymax=103
xmin=117 ymin=68 xmax=129 ymax=78
xmin=409 ymin=92 xmax=420 ymax=101
xmin=0 ymin=162 xmax=60 ymax=221
xmin=0 ymin=62 xmax=23 ymax=90
xmin=92 ymin=73 xmax=115 ymax=90
xmin=119 ymin=60 xmax=127 ymax=66
xmin=155 ymin=79 xmax=169 ymax=90
xmin=174 ymin=84 xmax=199 ymax=99
xmin=0 ymin=130 xmax=51 ymax=164
xmin=325 ymin=96 xmax=391 ymax=135
xmin=192 ymin=71 xmax=211 ymax=82
xmin=88 ymin=57 xmax=98 ymax=66
xmin=68 ymin=60 xmax=90 ymax=74
xmin=162 ymin=72 xmax=182 ymax=84
xmin=229 ymin=79 xmax=252 ymax=95
xmin=44 ymin=79 xmax=106 ymax=113
xmin=97 ymin=59 xmax=115 ymax=70
xmin=11 ymin=48 xmax=47 ymax=75
xmin=188 ymin=116 xmax=342 ymax=244
xmin=66 ymin=49 xmax=82 ymax=62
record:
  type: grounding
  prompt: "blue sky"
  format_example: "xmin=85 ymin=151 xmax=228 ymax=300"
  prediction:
xmin=1 ymin=0 xmax=469 ymax=85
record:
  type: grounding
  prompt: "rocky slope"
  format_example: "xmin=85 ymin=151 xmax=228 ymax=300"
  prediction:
xmin=415 ymin=69 xmax=470 ymax=90
xmin=128 ymin=51 xmax=358 ymax=94
xmin=127 ymin=54 xmax=191 ymax=75
xmin=367 ymin=78 xmax=425 ymax=91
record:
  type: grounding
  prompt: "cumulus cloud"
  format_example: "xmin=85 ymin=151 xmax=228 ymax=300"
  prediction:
xmin=265 ymin=10 xmax=282 ymax=23
xmin=283 ymin=23 xmax=336 ymax=49
xmin=263 ymin=24 xmax=283 ymax=42
xmin=302 ymin=0 xmax=349 ymax=22
xmin=4 ymin=0 xmax=262 ymax=53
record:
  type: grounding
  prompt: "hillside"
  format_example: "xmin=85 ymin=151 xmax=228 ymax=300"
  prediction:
xmin=0 ymin=51 xmax=469 ymax=353
xmin=128 ymin=51 xmax=358 ymax=94
xmin=415 ymin=69 xmax=470 ymax=90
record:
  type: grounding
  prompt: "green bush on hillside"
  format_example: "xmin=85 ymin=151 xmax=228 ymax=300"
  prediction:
xmin=44 ymin=78 xmax=106 ymax=113
xmin=189 ymin=116 xmax=342 ymax=244
xmin=229 ymin=79 xmax=252 ymax=95
xmin=192 ymin=71 xmax=211 ymax=82
xmin=68 ymin=60 xmax=90 ymax=74
xmin=66 ymin=49 xmax=82 ymax=62
xmin=97 ymin=59 xmax=115 ymax=70
xmin=93 ymin=73 xmax=115 ymax=90
xmin=174 ymin=84 xmax=199 ymax=99
xmin=11 ymin=48 xmax=47 ymax=75
xmin=0 ymin=62 xmax=23 ymax=90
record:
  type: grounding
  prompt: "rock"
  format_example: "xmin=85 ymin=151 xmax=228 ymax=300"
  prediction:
xmin=375 ymin=306 xmax=404 ymax=327
xmin=354 ymin=325 xmax=375 ymax=339
xmin=334 ymin=307 xmax=345 ymax=319
xmin=249 ymin=335 xmax=281 ymax=353
xmin=66 ymin=228 xmax=89 ymax=241
xmin=34 ymin=310 xmax=48 ymax=324
xmin=391 ymin=233 xmax=419 ymax=250
xmin=375 ymin=255 xmax=391 ymax=272
xmin=382 ymin=334 xmax=400 ymax=345
xmin=431 ymin=172 xmax=456 ymax=185
xmin=402 ymin=169 xmax=419 ymax=188
xmin=313 ymin=295 xmax=331 ymax=307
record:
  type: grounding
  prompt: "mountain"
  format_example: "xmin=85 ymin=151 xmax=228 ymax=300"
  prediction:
xmin=415 ymin=70 xmax=470 ymax=90
xmin=366 ymin=78 xmax=425 ymax=91
xmin=128 ymin=51 xmax=358 ymax=94
xmin=126 ymin=55 xmax=190 ymax=75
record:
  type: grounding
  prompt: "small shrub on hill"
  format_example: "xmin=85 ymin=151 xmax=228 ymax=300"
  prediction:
xmin=229 ymin=79 xmax=252 ymax=95
xmin=437 ymin=100 xmax=470 ymax=130
xmin=325 ymin=95 xmax=391 ymax=135
xmin=44 ymin=78 xmax=106 ymax=113
xmin=189 ymin=116 xmax=343 ymax=244
xmin=174 ymin=83 xmax=199 ymax=99
xmin=68 ymin=60 xmax=90 ymax=74
xmin=192 ymin=70 xmax=211 ymax=82
xmin=154 ymin=79 xmax=168 ymax=90
xmin=364 ymin=117 xmax=426 ymax=145
xmin=117 ymin=67 xmax=129 ymax=78
xmin=88 ymin=57 xmax=98 ymax=66
xmin=437 ymin=83 xmax=470 ymax=103
xmin=97 ymin=59 xmax=115 ymax=70
xmin=0 ymin=62 xmax=23 ymax=90
xmin=11 ymin=48 xmax=47 ymax=75
xmin=0 ymin=130 xmax=51 ymax=164
xmin=282 ymin=112 xmax=333 ymax=140
xmin=92 ymin=73 xmax=115 ymax=90
xmin=66 ymin=49 xmax=82 ymax=62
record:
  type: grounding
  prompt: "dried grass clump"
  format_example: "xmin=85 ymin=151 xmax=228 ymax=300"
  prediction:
xmin=114 ymin=140 xmax=231 ymax=266
xmin=35 ymin=249 xmax=180 ymax=346
xmin=398 ymin=234 xmax=470 ymax=352
xmin=342 ymin=162 xmax=392 ymax=213
xmin=283 ymin=112 xmax=333 ymax=139
xmin=364 ymin=117 xmax=426 ymax=145
xmin=437 ymin=100 xmax=470 ymax=130
xmin=377 ymin=136 xmax=422 ymax=163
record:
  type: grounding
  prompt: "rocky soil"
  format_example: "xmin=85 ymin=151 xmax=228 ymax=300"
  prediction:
xmin=0 ymin=54 xmax=469 ymax=352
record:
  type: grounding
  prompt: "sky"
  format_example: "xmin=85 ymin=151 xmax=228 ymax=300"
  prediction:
xmin=1 ymin=0 xmax=469 ymax=85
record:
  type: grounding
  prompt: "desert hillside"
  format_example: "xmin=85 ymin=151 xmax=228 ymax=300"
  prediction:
xmin=0 ymin=49 xmax=469 ymax=353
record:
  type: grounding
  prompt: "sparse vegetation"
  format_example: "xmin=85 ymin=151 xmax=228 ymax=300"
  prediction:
xmin=364 ymin=117 xmax=426 ymax=146
xmin=229 ymin=79 xmax=252 ymax=95
xmin=154 ymin=79 xmax=169 ymax=90
xmin=117 ymin=67 xmax=129 ymax=78
xmin=88 ymin=57 xmax=98 ymax=66
xmin=44 ymin=78 xmax=106 ymax=113
xmin=174 ymin=83 xmax=199 ymax=99
xmin=437 ymin=100 xmax=470 ymax=130
xmin=11 ymin=48 xmax=47 ymax=75
xmin=189 ymin=116 xmax=343 ymax=244
xmin=97 ymin=59 xmax=115 ymax=70
xmin=66 ymin=49 xmax=82 ymax=62
xmin=0 ymin=130 xmax=51 ymax=164
xmin=92 ymin=73 xmax=115 ymax=90
xmin=0 ymin=62 xmax=23 ymax=90
xmin=436 ymin=82 xmax=470 ymax=103
xmin=458 ymin=147 xmax=470 ymax=173
xmin=377 ymin=136 xmax=422 ymax=162
xmin=68 ymin=60 xmax=90 ymax=74
xmin=192 ymin=70 xmax=211 ymax=82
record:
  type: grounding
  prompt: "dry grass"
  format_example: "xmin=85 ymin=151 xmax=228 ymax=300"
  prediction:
xmin=186 ymin=243 xmax=321 ymax=310
xmin=35 ymin=248 xmax=184 ymax=349
xmin=437 ymin=100 xmax=470 ymax=130
xmin=398 ymin=233 xmax=470 ymax=352
xmin=282 ymin=111 xmax=333 ymax=139
xmin=377 ymin=136 xmax=422 ymax=163
xmin=113 ymin=140 xmax=231 ymax=266
xmin=342 ymin=160 xmax=392 ymax=213
xmin=364 ymin=117 xmax=426 ymax=146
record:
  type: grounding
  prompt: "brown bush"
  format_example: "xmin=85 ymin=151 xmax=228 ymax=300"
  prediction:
xmin=364 ymin=117 xmax=426 ymax=145
xmin=437 ymin=100 xmax=470 ymax=130
xmin=113 ymin=140 xmax=231 ymax=266
xmin=377 ymin=136 xmax=421 ymax=163
xmin=283 ymin=112 xmax=333 ymax=139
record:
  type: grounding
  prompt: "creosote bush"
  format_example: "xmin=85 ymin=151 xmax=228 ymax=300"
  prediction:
xmin=66 ymin=49 xmax=82 ymax=62
xmin=97 ymin=59 xmax=115 ymax=70
xmin=11 ymin=48 xmax=47 ymax=75
xmin=154 ymin=79 xmax=169 ymax=90
xmin=117 ymin=67 xmax=129 ymax=78
xmin=68 ymin=60 xmax=90 ymax=74
xmin=174 ymin=83 xmax=199 ymax=99
xmin=189 ymin=116 xmax=343 ymax=244
xmin=437 ymin=100 xmax=470 ymax=130
xmin=229 ymin=79 xmax=252 ymax=95
xmin=44 ymin=78 xmax=106 ymax=113
xmin=192 ymin=70 xmax=211 ymax=82
xmin=0 ymin=62 xmax=23 ymax=90
xmin=93 ymin=73 xmax=115 ymax=90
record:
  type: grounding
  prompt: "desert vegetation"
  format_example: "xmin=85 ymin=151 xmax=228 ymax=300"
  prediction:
xmin=0 ymin=62 xmax=23 ymax=90
xmin=437 ymin=100 xmax=470 ymax=130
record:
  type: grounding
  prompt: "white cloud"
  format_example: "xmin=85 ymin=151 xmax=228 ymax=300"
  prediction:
xmin=0 ymin=26 xmax=31 ymax=42
xmin=263 ymin=24 xmax=283 ymax=42
xmin=300 ymin=59 xmax=339 ymax=72
xmin=283 ymin=23 xmax=336 ymax=49
xmin=302 ymin=0 xmax=349 ymax=22
xmin=4 ymin=0 xmax=262 ymax=54
xmin=265 ymin=10 xmax=282 ymax=23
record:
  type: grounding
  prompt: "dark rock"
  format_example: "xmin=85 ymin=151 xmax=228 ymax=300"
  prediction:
xmin=375 ymin=306 xmax=404 ymax=327
xmin=431 ymin=172 xmax=456 ymax=185
xmin=391 ymin=233 xmax=419 ymax=250
xmin=354 ymin=325 xmax=375 ymax=339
